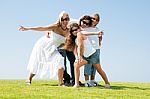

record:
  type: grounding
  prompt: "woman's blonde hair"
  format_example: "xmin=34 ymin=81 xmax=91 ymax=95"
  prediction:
xmin=55 ymin=11 xmax=69 ymax=27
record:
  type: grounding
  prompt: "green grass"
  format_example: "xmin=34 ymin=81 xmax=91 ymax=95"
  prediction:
xmin=0 ymin=80 xmax=150 ymax=99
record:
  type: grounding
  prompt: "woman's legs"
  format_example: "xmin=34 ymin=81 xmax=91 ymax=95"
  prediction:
xmin=74 ymin=59 xmax=88 ymax=88
xmin=58 ymin=67 xmax=64 ymax=85
xmin=29 ymin=73 xmax=35 ymax=82
xmin=66 ymin=51 xmax=75 ymax=83
xmin=93 ymin=63 xmax=110 ymax=85
xmin=26 ymin=73 xmax=35 ymax=85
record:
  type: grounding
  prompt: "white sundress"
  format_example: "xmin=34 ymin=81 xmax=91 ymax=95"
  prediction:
xmin=27 ymin=32 xmax=66 ymax=79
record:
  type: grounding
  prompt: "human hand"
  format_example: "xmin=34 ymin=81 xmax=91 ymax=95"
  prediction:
xmin=98 ymin=30 xmax=104 ymax=37
xmin=75 ymin=56 xmax=83 ymax=64
xmin=19 ymin=26 xmax=29 ymax=31
xmin=46 ymin=32 xmax=50 ymax=38
xmin=78 ymin=56 xmax=83 ymax=64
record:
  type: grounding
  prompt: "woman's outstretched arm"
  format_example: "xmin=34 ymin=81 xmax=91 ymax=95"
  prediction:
xmin=19 ymin=24 xmax=57 ymax=32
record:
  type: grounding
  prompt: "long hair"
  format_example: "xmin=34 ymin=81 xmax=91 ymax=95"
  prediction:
xmin=55 ymin=11 xmax=70 ymax=27
xmin=64 ymin=23 xmax=80 ymax=51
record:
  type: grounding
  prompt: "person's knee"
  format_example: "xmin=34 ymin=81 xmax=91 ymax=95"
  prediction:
xmin=74 ymin=63 xmax=80 ymax=69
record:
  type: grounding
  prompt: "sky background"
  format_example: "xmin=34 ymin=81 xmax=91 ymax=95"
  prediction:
xmin=0 ymin=0 xmax=150 ymax=82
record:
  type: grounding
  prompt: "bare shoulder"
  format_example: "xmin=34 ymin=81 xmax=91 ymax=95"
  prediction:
xmin=47 ymin=23 xmax=58 ymax=31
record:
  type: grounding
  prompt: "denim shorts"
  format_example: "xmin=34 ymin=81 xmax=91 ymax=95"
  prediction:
xmin=84 ymin=49 xmax=100 ymax=75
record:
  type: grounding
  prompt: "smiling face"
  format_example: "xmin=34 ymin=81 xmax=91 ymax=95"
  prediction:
xmin=69 ymin=23 xmax=80 ymax=36
xmin=91 ymin=14 xmax=100 ymax=27
xmin=79 ymin=15 xmax=92 ymax=28
xmin=71 ymin=26 xmax=80 ymax=36
xmin=61 ymin=13 xmax=70 ymax=27
xmin=64 ymin=23 xmax=80 ymax=51
xmin=58 ymin=11 xmax=70 ymax=29
xmin=80 ymin=19 xmax=90 ymax=28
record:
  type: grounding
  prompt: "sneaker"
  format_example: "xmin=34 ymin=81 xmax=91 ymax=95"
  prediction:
xmin=64 ymin=82 xmax=71 ymax=86
xmin=85 ymin=82 xmax=92 ymax=87
xmin=79 ymin=81 xmax=84 ymax=86
xmin=105 ymin=84 xmax=110 ymax=88
xmin=90 ymin=81 xmax=99 ymax=86
xmin=25 ymin=80 xmax=31 ymax=85
xmin=70 ymin=80 xmax=75 ymax=86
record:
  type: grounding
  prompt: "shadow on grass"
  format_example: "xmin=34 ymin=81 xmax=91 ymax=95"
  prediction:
xmin=107 ymin=85 xmax=150 ymax=91
xmin=40 ymin=83 xmax=58 ymax=86
xmin=40 ymin=83 xmax=85 ymax=87
xmin=37 ymin=83 xmax=150 ymax=91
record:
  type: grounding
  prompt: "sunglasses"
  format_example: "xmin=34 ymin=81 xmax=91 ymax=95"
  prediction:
xmin=71 ymin=28 xmax=78 ymax=32
xmin=82 ymin=20 xmax=89 ymax=25
xmin=92 ymin=18 xmax=98 ymax=21
xmin=61 ymin=17 xmax=70 ymax=21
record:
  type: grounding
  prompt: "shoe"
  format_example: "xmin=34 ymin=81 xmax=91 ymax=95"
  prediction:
xmin=25 ymin=80 xmax=31 ymax=85
xmin=105 ymin=84 xmax=110 ymax=88
xmin=64 ymin=82 xmax=71 ymax=86
xmin=70 ymin=80 xmax=75 ymax=86
xmin=79 ymin=81 xmax=84 ymax=86
xmin=85 ymin=82 xmax=92 ymax=87
xmin=90 ymin=81 xmax=99 ymax=86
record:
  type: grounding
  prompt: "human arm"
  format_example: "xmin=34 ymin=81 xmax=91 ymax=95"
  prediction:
xmin=73 ymin=45 xmax=79 ymax=61
xmin=73 ymin=45 xmax=81 ymax=64
xmin=98 ymin=31 xmax=103 ymax=46
xmin=74 ymin=44 xmax=84 ymax=64
xmin=99 ymin=35 xmax=103 ymax=46
xmin=81 ymin=30 xmax=104 ymax=36
xmin=19 ymin=24 xmax=57 ymax=32
xmin=82 ymin=30 xmax=104 ymax=46
xmin=76 ymin=32 xmax=84 ymax=63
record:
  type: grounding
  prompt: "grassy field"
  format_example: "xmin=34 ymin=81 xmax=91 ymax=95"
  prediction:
xmin=0 ymin=80 xmax=150 ymax=99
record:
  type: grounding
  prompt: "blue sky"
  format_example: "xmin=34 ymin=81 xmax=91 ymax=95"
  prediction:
xmin=0 ymin=0 xmax=150 ymax=82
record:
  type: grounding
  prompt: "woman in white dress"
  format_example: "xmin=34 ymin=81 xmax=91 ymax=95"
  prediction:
xmin=19 ymin=11 xmax=70 ymax=86
xmin=64 ymin=23 xmax=110 ymax=88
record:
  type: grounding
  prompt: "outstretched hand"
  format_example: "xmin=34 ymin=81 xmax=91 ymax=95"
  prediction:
xmin=46 ymin=32 xmax=50 ymax=38
xmin=19 ymin=26 xmax=29 ymax=31
xmin=98 ymin=30 xmax=104 ymax=37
